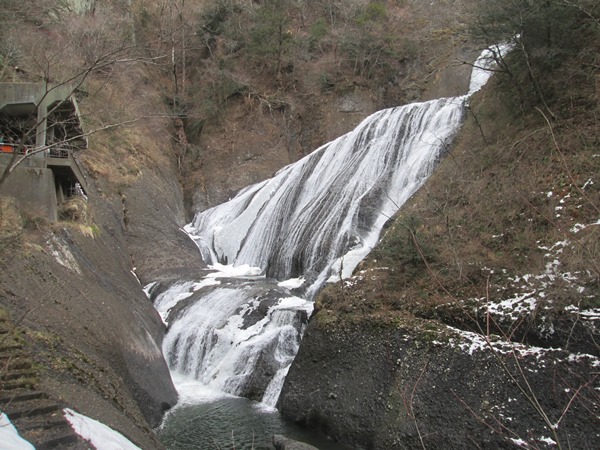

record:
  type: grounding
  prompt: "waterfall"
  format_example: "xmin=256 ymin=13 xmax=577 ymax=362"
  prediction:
xmin=186 ymin=97 xmax=466 ymax=289
xmin=155 ymin=47 xmax=508 ymax=407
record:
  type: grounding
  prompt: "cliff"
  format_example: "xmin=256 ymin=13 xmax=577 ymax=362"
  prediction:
xmin=0 ymin=3 xmax=206 ymax=446
xmin=0 ymin=138 xmax=207 ymax=448
xmin=279 ymin=49 xmax=600 ymax=448
xmin=2 ymin=1 xmax=597 ymax=448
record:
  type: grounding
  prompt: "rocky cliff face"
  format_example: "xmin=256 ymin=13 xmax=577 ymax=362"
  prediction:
xmin=0 ymin=156 xmax=204 ymax=448
xmin=0 ymin=128 xmax=206 ymax=448
xmin=278 ymin=62 xmax=600 ymax=448
xmin=279 ymin=315 xmax=598 ymax=449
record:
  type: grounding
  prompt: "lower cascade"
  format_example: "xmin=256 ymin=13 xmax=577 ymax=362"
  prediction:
xmin=152 ymin=47 xmax=506 ymax=408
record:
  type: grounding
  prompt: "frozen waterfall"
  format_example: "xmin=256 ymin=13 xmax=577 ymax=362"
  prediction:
xmin=186 ymin=96 xmax=466 ymax=289
xmin=154 ymin=47 xmax=507 ymax=407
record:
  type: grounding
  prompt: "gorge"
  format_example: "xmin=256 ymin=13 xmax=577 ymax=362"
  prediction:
xmin=153 ymin=48 xmax=509 ymax=447
xmin=0 ymin=1 xmax=598 ymax=449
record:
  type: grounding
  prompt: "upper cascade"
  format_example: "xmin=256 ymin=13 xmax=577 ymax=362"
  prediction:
xmin=185 ymin=48 xmax=508 ymax=293
xmin=186 ymin=97 xmax=466 ymax=289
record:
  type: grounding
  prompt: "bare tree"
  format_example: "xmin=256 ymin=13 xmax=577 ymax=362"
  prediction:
xmin=0 ymin=3 xmax=174 ymax=189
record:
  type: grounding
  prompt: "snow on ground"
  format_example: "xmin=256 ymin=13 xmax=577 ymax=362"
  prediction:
xmin=479 ymin=221 xmax=599 ymax=325
xmin=438 ymin=325 xmax=600 ymax=369
xmin=0 ymin=412 xmax=35 ymax=450
xmin=339 ymin=267 xmax=390 ymax=289
xmin=564 ymin=305 xmax=600 ymax=320
xmin=510 ymin=437 xmax=528 ymax=447
xmin=571 ymin=218 xmax=600 ymax=233
xmin=509 ymin=436 xmax=557 ymax=448
xmin=64 ymin=408 xmax=141 ymax=450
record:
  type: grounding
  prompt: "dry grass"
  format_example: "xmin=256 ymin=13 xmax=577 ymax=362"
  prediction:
xmin=77 ymin=64 xmax=176 ymax=190
xmin=1 ymin=4 xmax=176 ymax=194
xmin=0 ymin=198 xmax=23 ymax=261
xmin=320 ymin=69 xmax=600 ymax=330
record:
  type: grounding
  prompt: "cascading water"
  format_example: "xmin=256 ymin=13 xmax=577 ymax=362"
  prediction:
xmin=154 ymin=46 xmax=509 ymax=420
xmin=186 ymin=97 xmax=466 ymax=292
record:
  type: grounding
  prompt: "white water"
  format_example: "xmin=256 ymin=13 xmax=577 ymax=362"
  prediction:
xmin=186 ymin=96 xmax=466 ymax=287
xmin=156 ymin=47 xmax=506 ymax=408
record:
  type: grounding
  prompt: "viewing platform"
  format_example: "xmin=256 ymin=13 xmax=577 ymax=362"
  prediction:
xmin=0 ymin=83 xmax=88 ymax=221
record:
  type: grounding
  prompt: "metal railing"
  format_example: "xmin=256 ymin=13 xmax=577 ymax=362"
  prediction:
xmin=0 ymin=143 xmax=34 ymax=155
xmin=47 ymin=147 xmax=70 ymax=158
xmin=0 ymin=143 xmax=71 ymax=158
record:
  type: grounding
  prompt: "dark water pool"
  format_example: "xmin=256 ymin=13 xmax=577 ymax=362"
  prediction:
xmin=158 ymin=396 xmax=352 ymax=450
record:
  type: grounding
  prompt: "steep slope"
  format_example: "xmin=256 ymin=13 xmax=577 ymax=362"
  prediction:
xmin=0 ymin=2 xmax=206 ymax=446
xmin=279 ymin=31 xmax=600 ymax=450
xmin=0 ymin=157 xmax=206 ymax=447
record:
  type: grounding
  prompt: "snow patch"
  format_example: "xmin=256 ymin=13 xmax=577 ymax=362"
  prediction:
xmin=64 ymin=408 xmax=141 ymax=450
xmin=570 ymin=219 xmax=600 ymax=233
xmin=510 ymin=438 xmax=528 ymax=447
xmin=537 ymin=436 xmax=557 ymax=446
xmin=0 ymin=412 xmax=35 ymax=450
xmin=481 ymin=236 xmax=591 ymax=323
xmin=443 ymin=325 xmax=600 ymax=369
xmin=564 ymin=305 xmax=600 ymax=321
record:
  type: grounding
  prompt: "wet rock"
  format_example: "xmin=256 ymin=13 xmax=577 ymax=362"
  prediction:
xmin=279 ymin=317 xmax=599 ymax=449
xmin=273 ymin=434 xmax=319 ymax=450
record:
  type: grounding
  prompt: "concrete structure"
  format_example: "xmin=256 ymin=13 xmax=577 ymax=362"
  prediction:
xmin=0 ymin=82 xmax=87 ymax=151
xmin=0 ymin=83 xmax=88 ymax=221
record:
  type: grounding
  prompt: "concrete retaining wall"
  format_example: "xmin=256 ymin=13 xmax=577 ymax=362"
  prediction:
xmin=0 ymin=164 xmax=58 ymax=221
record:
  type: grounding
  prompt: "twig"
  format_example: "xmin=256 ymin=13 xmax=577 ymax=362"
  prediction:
xmin=555 ymin=374 xmax=598 ymax=429
xmin=412 ymin=360 xmax=429 ymax=450
xmin=535 ymin=107 xmax=600 ymax=215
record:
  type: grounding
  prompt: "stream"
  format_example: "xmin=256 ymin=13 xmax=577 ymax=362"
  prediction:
xmin=152 ymin=46 xmax=508 ymax=448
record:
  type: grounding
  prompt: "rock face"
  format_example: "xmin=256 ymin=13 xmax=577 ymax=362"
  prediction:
xmin=120 ymin=168 xmax=207 ymax=284
xmin=279 ymin=318 xmax=599 ymax=449
xmin=0 ymin=151 xmax=202 ymax=447
xmin=273 ymin=434 xmax=319 ymax=450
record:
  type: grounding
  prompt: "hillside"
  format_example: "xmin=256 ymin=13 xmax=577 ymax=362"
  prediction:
xmin=133 ymin=0 xmax=480 ymax=213
xmin=279 ymin=2 xmax=600 ymax=448
xmin=0 ymin=1 xmax=206 ymax=447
